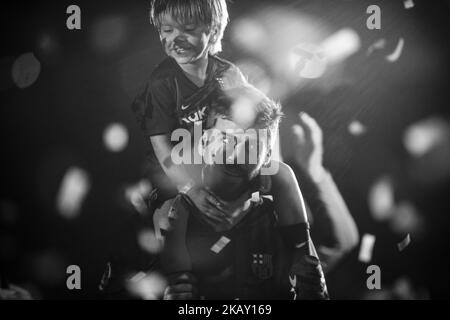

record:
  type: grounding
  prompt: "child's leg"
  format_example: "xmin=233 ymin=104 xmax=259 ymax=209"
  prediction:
xmin=158 ymin=195 xmax=192 ymax=276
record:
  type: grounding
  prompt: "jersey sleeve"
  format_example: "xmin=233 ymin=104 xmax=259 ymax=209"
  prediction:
xmin=131 ymin=77 xmax=177 ymax=138
xmin=221 ymin=64 xmax=248 ymax=90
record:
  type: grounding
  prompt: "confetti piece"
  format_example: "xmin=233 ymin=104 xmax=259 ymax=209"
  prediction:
xmin=368 ymin=176 xmax=395 ymax=221
xmin=56 ymin=167 xmax=90 ymax=219
xmin=92 ymin=16 xmax=127 ymax=52
xmin=404 ymin=0 xmax=415 ymax=9
xmin=397 ymin=234 xmax=411 ymax=252
xmin=11 ymin=52 xmax=41 ymax=89
xmin=386 ymin=38 xmax=405 ymax=63
xmin=137 ymin=229 xmax=162 ymax=254
xmin=359 ymin=234 xmax=376 ymax=263
xmin=390 ymin=202 xmax=422 ymax=234
xmin=290 ymin=43 xmax=327 ymax=79
xmin=322 ymin=28 xmax=361 ymax=63
xmin=367 ymin=39 xmax=386 ymax=56
xmin=124 ymin=179 xmax=152 ymax=215
xmin=251 ymin=192 xmax=260 ymax=203
xmin=126 ymin=272 xmax=167 ymax=300
xmin=231 ymin=18 xmax=266 ymax=53
xmin=348 ymin=120 xmax=367 ymax=136
xmin=403 ymin=117 xmax=448 ymax=157
xmin=211 ymin=236 xmax=231 ymax=254
xmin=103 ymin=123 xmax=129 ymax=152
xmin=129 ymin=271 xmax=146 ymax=283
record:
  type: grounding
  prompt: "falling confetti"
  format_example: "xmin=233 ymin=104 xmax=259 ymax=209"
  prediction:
xmin=124 ymin=179 xmax=152 ymax=215
xmin=251 ymin=192 xmax=260 ymax=203
xmin=103 ymin=123 xmax=129 ymax=152
xmin=211 ymin=236 xmax=231 ymax=254
xmin=129 ymin=271 xmax=146 ymax=283
xmin=137 ymin=229 xmax=162 ymax=254
xmin=56 ymin=167 xmax=90 ymax=219
xmin=348 ymin=120 xmax=367 ymax=136
xmin=11 ymin=52 xmax=41 ymax=89
xmin=367 ymin=39 xmax=386 ymax=56
xmin=290 ymin=43 xmax=327 ymax=79
xmin=397 ymin=234 xmax=411 ymax=252
xmin=359 ymin=234 xmax=376 ymax=263
xmin=390 ymin=202 xmax=423 ymax=235
xmin=289 ymin=275 xmax=297 ymax=288
xmin=403 ymin=117 xmax=449 ymax=157
xmin=231 ymin=18 xmax=267 ymax=54
xmin=321 ymin=28 xmax=361 ymax=63
xmin=368 ymin=176 xmax=395 ymax=221
xmin=404 ymin=0 xmax=415 ymax=9
xmin=386 ymin=38 xmax=405 ymax=63
xmin=126 ymin=272 xmax=167 ymax=300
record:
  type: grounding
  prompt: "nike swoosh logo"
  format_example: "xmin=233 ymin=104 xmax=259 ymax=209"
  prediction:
xmin=181 ymin=104 xmax=190 ymax=110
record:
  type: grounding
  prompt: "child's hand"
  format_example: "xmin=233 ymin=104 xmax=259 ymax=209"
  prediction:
xmin=291 ymin=112 xmax=326 ymax=182
xmin=186 ymin=186 xmax=228 ymax=225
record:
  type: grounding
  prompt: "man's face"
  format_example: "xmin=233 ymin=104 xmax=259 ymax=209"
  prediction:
xmin=200 ymin=115 xmax=271 ymax=231
xmin=204 ymin=117 xmax=270 ymax=176
xmin=159 ymin=13 xmax=213 ymax=65
xmin=200 ymin=116 xmax=270 ymax=199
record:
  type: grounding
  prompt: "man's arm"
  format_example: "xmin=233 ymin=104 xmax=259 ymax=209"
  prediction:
xmin=270 ymin=161 xmax=309 ymax=225
xmin=290 ymin=112 xmax=359 ymax=272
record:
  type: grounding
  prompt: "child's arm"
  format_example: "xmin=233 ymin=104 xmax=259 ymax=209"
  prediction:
xmin=131 ymin=76 xmax=227 ymax=225
xmin=151 ymin=134 xmax=228 ymax=225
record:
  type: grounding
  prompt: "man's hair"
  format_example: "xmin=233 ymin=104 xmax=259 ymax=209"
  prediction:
xmin=149 ymin=0 xmax=229 ymax=55
xmin=211 ymin=84 xmax=283 ymax=157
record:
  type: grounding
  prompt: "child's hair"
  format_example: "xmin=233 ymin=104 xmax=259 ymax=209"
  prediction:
xmin=149 ymin=0 xmax=229 ymax=55
xmin=211 ymin=84 xmax=283 ymax=165
xmin=212 ymin=84 xmax=284 ymax=156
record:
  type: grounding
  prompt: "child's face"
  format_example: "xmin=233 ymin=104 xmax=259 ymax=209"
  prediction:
xmin=159 ymin=13 xmax=214 ymax=65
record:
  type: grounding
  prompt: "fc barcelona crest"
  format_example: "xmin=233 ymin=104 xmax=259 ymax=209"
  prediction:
xmin=251 ymin=253 xmax=273 ymax=280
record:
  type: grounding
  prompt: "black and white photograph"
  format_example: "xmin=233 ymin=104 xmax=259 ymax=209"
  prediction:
xmin=1 ymin=0 xmax=449 ymax=304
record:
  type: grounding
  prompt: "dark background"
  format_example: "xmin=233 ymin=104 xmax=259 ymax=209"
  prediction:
xmin=1 ymin=0 xmax=449 ymax=299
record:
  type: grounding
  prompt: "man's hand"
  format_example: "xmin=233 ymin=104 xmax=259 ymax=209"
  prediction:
xmin=163 ymin=273 xmax=198 ymax=300
xmin=186 ymin=186 xmax=229 ymax=226
xmin=291 ymin=112 xmax=326 ymax=182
